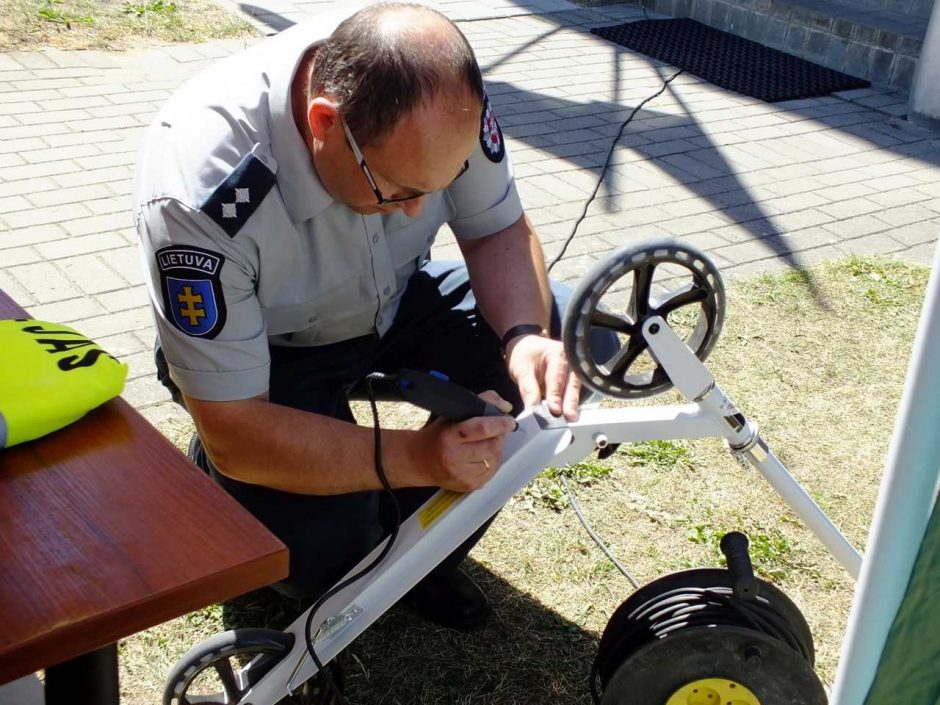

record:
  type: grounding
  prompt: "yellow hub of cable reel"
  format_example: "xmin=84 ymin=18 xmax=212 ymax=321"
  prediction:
xmin=666 ymin=678 xmax=760 ymax=705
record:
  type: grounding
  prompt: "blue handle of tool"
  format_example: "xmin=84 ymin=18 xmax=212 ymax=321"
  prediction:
xmin=394 ymin=369 xmax=505 ymax=422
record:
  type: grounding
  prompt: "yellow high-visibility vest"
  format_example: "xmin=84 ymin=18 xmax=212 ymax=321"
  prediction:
xmin=0 ymin=319 xmax=128 ymax=449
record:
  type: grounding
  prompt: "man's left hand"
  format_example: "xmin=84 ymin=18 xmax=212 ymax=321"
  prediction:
xmin=505 ymin=335 xmax=580 ymax=420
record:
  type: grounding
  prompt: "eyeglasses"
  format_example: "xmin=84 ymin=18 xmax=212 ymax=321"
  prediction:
xmin=341 ymin=116 xmax=469 ymax=205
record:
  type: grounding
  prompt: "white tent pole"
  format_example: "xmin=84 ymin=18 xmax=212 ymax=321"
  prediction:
xmin=830 ymin=246 xmax=940 ymax=705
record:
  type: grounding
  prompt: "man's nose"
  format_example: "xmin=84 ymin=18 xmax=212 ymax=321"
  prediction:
xmin=400 ymin=195 xmax=426 ymax=218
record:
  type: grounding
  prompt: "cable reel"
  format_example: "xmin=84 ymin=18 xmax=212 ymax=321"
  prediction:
xmin=562 ymin=238 xmax=725 ymax=399
xmin=591 ymin=533 xmax=827 ymax=705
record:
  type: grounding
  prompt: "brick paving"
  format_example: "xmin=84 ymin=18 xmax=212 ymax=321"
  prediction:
xmin=0 ymin=2 xmax=938 ymax=426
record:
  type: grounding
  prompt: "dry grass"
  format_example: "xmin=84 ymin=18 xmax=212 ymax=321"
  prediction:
xmin=0 ymin=0 xmax=254 ymax=50
xmin=131 ymin=256 xmax=928 ymax=704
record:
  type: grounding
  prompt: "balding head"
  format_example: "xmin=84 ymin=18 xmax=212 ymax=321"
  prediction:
xmin=309 ymin=3 xmax=484 ymax=147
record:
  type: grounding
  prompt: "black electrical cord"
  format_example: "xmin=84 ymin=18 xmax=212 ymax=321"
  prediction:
xmin=588 ymin=585 xmax=814 ymax=704
xmin=546 ymin=69 xmax=682 ymax=274
xmin=303 ymin=375 xmax=401 ymax=705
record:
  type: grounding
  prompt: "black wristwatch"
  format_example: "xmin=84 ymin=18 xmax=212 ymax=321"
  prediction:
xmin=500 ymin=323 xmax=546 ymax=353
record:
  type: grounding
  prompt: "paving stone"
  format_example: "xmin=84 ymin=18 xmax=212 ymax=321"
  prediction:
xmin=0 ymin=268 xmax=36 ymax=307
xmin=658 ymin=212 xmax=730 ymax=235
xmin=122 ymin=375 xmax=176 ymax=410
xmin=34 ymin=231 xmax=128 ymax=260
xmin=54 ymin=165 xmax=135 ymax=188
xmin=1 ymin=158 xmax=83 ymax=182
xmin=818 ymin=196 xmax=885 ymax=219
xmin=22 ymin=144 xmax=101 ymax=165
xmin=27 ymin=296 xmax=108 ymax=323
xmin=0 ymin=223 xmax=67 ymax=249
xmin=62 ymin=212 xmax=133 ymax=238
xmin=893 ymin=241 xmax=936 ymax=267
xmin=6 ymin=261 xmax=83 ymax=304
xmin=0 ymin=195 xmax=30 ymax=215
xmin=0 ymin=245 xmax=41 ymax=267
xmin=2 ymin=202 xmax=93 ymax=230
xmin=59 ymin=254 xmax=130 ymax=295
xmin=72 ymin=306 xmax=153 ymax=339
xmin=835 ymin=232 xmax=905 ymax=256
xmin=822 ymin=213 xmax=895 ymax=238
xmin=867 ymin=188 xmax=933 ymax=209
xmin=888 ymin=221 xmax=939 ymax=247
xmin=873 ymin=204 xmax=938 ymax=228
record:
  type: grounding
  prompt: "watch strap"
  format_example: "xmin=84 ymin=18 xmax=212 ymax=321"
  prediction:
xmin=500 ymin=323 xmax=546 ymax=352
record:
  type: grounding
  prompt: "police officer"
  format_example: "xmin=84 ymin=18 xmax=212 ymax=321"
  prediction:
xmin=135 ymin=3 xmax=587 ymax=630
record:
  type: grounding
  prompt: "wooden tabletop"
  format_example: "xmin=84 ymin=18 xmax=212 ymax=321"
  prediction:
xmin=0 ymin=290 xmax=289 ymax=684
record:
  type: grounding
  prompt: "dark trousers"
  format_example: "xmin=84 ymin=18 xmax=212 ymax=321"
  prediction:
xmin=161 ymin=261 xmax=600 ymax=599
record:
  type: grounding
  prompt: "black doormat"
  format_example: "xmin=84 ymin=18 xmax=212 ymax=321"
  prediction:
xmin=591 ymin=18 xmax=869 ymax=103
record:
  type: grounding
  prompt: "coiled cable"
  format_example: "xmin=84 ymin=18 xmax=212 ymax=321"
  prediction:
xmin=590 ymin=584 xmax=814 ymax=704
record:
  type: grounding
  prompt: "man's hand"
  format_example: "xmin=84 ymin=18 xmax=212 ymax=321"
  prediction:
xmin=505 ymin=334 xmax=580 ymax=420
xmin=415 ymin=390 xmax=516 ymax=492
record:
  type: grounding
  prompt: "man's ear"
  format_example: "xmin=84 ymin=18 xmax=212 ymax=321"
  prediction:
xmin=308 ymin=97 xmax=339 ymax=142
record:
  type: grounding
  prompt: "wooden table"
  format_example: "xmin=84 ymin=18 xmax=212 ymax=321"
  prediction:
xmin=0 ymin=288 xmax=289 ymax=701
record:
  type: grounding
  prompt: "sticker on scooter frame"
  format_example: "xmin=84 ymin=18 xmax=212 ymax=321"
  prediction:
xmin=418 ymin=490 xmax=463 ymax=529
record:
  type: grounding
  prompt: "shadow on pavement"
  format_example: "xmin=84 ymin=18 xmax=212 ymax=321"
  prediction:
xmin=232 ymin=5 xmax=939 ymax=302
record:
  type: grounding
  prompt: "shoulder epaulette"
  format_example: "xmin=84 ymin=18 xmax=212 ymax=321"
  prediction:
xmin=199 ymin=152 xmax=276 ymax=238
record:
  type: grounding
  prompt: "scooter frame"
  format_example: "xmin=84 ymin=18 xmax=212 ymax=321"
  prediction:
xmin=226 ymin=315 xmax=863 ymax=705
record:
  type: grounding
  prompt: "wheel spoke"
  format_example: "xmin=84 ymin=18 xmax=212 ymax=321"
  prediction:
xmin=590 ymin=309 xmax=634 ymax=334
xmin=655 ymin=283 xmax=708 ymax=317
xmin=631 ymin=264 xmax=657 ymax=319
xmin=214 ymin=658 xmax=242 ymax=703
xmin=604 ymin=337 xmax=647 ymax=380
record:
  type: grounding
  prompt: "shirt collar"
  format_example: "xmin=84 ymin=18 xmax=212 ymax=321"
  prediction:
xmin=266 ymin=20 xmax=341 ymax=225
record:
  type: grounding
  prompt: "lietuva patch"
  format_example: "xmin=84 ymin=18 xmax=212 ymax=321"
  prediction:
xmin=479 ymin=93 xmax=505 ymax=163
xmin=156 ymin=245 xmax=227 ymax=339
xmin=200 ymin=152 xmax=276 ymax=238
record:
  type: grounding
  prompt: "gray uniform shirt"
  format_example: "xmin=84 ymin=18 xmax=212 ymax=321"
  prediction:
xmin=135 ymin=19 xmax=522 ymax=403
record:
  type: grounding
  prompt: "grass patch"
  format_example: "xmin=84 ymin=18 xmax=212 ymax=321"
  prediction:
xmin=621 ymin=439 xmax=692 ymax=470
xmin=522 ymin=460 xmax=614 ymax=511
xmin=0 ymin=0 xmax=255 ymax=50
xmin=133 ymin=256 xmax=928 ymax=704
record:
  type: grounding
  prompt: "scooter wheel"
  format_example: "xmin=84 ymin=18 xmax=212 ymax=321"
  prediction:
xmin=563 ymin=238 xmax=725 ymax=399
xmin=163 ymin=628 xmax=339 ymax=705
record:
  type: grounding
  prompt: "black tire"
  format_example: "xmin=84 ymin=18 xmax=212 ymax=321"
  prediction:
xmin=562 ymin=238 xmax=725 ymax=399
xmin=163 ymin=628 xmax=340 ymax=705
xmin=599 ymin=627 xmax=828 ymax=705
xmin=594 ymin=569 xmax=815 ymax=688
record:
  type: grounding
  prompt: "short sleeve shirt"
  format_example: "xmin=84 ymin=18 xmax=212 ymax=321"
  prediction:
xmin=134 ymin=18 xmax=523 ymax=402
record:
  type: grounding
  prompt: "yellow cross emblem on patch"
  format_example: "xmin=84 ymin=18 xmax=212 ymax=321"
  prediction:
xmin=177 ymin=286 xmax=206 ymax=327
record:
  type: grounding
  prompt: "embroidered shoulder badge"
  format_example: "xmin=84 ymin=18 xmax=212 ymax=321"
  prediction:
xmin=156 ymin=245 xmax=227 ymax=339
xmin=200 ymin=152 xmax=276 ymax=238
xmin=479 ymin=93 xmax=505 ymax=164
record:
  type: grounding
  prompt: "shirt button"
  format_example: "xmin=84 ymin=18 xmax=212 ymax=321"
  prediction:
xmin=383 ymin=286 xmax=390 ymax=295
xmin=372 ymin=233 xmax=379 ymax=243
